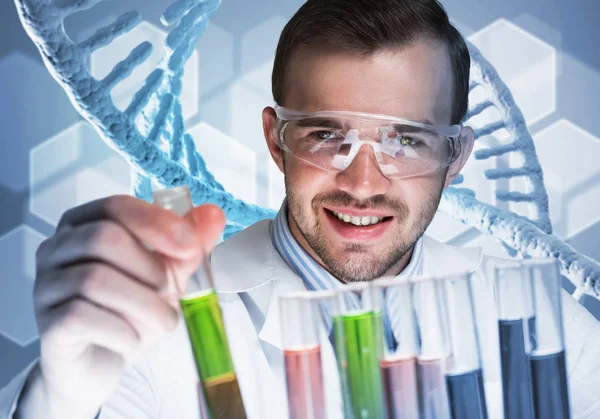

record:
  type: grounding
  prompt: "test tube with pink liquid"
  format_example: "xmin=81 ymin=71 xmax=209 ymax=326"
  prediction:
xmin=412 ymin=277 xmax=453 ymax=419
xmin=280 ymin=291 xmax=331 ymax=419
xmin=372 ymin=277 xmax=420 ymax=419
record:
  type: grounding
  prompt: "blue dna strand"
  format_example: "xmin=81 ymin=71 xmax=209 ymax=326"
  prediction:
xmin=13 ymin=0 xmax=600 ymax=299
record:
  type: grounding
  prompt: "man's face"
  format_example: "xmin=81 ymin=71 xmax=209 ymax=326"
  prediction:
xmin=264 ymin=39 xmax=468 ymax=283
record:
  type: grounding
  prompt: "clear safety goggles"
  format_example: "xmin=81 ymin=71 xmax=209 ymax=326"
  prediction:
xmin=273 ymin=105 xmax=463 ymax=179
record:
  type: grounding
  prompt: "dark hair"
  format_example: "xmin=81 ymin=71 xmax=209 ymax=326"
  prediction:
xmin=272 ymin=0 xmax=470 ymax=124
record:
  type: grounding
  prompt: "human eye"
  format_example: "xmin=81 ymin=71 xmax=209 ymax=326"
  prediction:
xmin=397 ymin=135 xmax=419 ymax=146
xmin=385 ymin=130 xmax=421 ymax=148
xmin=308 ymin=129 xmax=341 ymax=142
xmin=388 ymin=125 xmax=441 ymax=148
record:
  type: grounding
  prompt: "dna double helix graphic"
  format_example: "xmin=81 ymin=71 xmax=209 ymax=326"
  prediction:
xmin=14 ymin=0 xmax=600 ymax=300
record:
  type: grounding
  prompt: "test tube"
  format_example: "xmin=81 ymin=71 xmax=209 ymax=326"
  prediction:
xmin=411 ymin=277 xmax=452 ymax=419
xmin=494 ymin=261 xmax=535 ymax=419
xmin=443 ymin=273 xmax=488 ymax=419
xmin=153 ymin=186 xmax=247 ymax=419
xmin=279 ymin=291 xmax=329 ymax=419
xmin=524 ymin=259 xmax=570 ymax=419
xmin=372 ymin=277 xmax=420 ymax=419
xmin=334 ymin=283 xmax=386 ymax=419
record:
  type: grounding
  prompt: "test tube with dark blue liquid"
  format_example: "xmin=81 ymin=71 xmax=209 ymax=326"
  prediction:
xmin=494 ymin=262 xmax=535 ymax=419
xmin=443 ymin=273 xmax=488 ymax=419
xmin=412 ymin=278 xmax=452 ymax=419
xmin=524 ymin=259 xmax=571 ymax=419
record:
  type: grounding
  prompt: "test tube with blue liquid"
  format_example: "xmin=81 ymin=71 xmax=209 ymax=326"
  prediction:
xmin=372 ymin=277 xmax=420 ymax=418
xmin=411 ymin=278 xmax=452 ymax=419
xmin=494 ymin=261 xmax=535 ymax=419
xmin=153 ymin=186 xmax=247 ymax=419
xmin=443 ymin=273 xmax=488 ymax=419
xmin=524 ymin=259 xmax=571 ymax=419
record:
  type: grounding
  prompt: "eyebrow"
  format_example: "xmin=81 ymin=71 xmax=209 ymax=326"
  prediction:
xmin=293 ymin=117 xmax=441 ymax=131
xmin=294 ymin=118 xmax=346 ymax=130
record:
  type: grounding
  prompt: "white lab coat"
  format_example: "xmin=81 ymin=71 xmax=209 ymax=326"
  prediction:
xmin=1 ymin=219 xmax=600 ymax=418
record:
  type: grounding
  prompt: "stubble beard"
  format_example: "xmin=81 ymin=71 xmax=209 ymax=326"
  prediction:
xmin=285 ymin=179 xmax=444 ymax=283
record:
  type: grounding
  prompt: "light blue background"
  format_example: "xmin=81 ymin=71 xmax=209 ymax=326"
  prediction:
xmin=0 ymin=0 xmax=599 ymax=386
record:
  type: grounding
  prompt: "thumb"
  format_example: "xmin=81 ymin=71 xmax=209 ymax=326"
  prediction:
xmin=187 ymin=203 xmax=226 ymax=253
xmin=168 ymin=204 xmax=226 ymax=295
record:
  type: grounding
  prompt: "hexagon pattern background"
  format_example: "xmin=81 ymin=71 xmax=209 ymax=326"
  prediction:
xmin=1 ymin=0 xmax=600 ymax=388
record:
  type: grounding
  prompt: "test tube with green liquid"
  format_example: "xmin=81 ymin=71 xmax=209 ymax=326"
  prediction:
xmin=153 ymin=186 xmax=246 ymax=419
xmin=334 ymin=283 xmax=386 ymax=419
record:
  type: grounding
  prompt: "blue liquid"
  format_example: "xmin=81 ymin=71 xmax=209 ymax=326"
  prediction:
xmin=445 ymin=368 xmax=488 ymax=419
xmin=498 ymin=318 xmax=534 ymax=419
xmin=529 ymin=351 xmax=570 ymax=419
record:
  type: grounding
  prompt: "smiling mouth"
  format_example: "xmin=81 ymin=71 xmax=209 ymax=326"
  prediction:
xmin=324 ymin=208 xmax=393 ymax=226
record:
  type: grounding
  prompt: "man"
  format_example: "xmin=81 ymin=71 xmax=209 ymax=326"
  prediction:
xmin=2 ymin=0 xmax=599 ymax=418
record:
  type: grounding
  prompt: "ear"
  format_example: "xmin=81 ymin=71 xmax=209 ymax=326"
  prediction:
xmin=262 ymin=106 xmax=285 ymax=174
xmin=443 ymin=125 xmax=474 ymax=189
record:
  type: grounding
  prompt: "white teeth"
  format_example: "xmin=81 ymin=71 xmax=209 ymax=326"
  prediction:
xmin=331 ymin=211 xmax=384 ymax=226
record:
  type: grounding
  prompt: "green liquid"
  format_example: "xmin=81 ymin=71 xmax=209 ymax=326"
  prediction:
xmin=180 ymin=290 xmax=246 ymax=418
xmin=335 ymin=310 xmax=385 ymax=419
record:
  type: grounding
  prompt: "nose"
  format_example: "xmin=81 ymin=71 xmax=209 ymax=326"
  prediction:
xmin=336 ymin=143 xmax=392 ymax=199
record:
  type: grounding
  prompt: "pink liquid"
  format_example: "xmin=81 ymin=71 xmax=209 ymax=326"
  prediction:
xmin=284 ymin=346 xmax=326 ymax=419
xmin=417 ymin=358 xmax=451 ymax=419
xmin=380 ymin=357 xmax=419 ymax=418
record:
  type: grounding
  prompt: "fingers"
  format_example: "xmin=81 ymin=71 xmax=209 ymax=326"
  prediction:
xmin=56 ymin=195 xmax=204 ymax=260
xmin=40 ymin=298 xmax=141 ymax=357
xmin=37 ymin=221 xmax=169 ymax=290
xmin=35 ymin=263 xmax=180 ymax=334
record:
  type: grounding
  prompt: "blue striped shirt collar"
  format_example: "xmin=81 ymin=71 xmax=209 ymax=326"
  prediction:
xmin=269 ymin=199 xmax=424 ymax=291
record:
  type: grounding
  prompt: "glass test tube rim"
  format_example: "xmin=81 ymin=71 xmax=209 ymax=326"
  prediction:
xmin=279 ymin=289 xmax=338 ymax=300
xmin=494 ymin=257 xmax=561 ymax=280
xmin=371 ymin=275 xmax=412 ymax=287
xmin=493 ymin=259 xmax=524 ymax=273
xmin=408 ymin=272 xmax=473 ymax=286
xmin=519 ymin=257 xmax=560 ymax=267
xmin=493 ymin=260 xmax=536 ymax=321
xmin=338 ymin=281 xmax=371 ymax=292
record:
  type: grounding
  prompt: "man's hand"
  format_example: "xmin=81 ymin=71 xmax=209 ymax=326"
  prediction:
xmin=17 ymin=195 xmax=225 ymax=418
